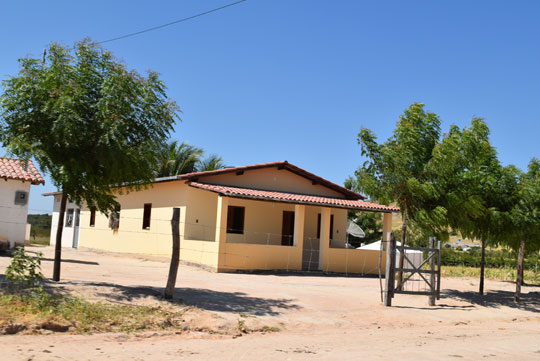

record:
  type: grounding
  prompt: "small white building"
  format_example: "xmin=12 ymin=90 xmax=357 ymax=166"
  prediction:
xmin=359 ymin=240 xmax=424 ymax=269
xmin=42 ymin=192 xmax=81 ymax=248
xmin=0 ymin=157 xmax=45 ymax=249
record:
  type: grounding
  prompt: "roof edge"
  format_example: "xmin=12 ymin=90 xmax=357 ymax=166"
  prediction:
xmin=188 ymin=182 xmax=399 ymax=213
xmin=177 ymin=161 xmax=366 ymax=200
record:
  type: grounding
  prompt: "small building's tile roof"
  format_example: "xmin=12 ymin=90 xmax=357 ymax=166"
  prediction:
xmin=0 ymin=157 xmax=45 ymax=185
xmin=188 ymin=182 xmax=399 ymax=213
xmin=175 ymin=161 xmax=366 ymax=200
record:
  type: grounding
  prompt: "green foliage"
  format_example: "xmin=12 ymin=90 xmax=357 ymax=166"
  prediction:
xmin=355 ymin=103 xmax=441 ymax=209
xmin=509 ymin=158 xmax=540 ymax=253
xmin=197 ymin=154 xmax=226 ymax=172
xmin=353 ymin=103 xmax=442 ymax=243
xmin=0 ymin=39 xmax=179 ymax=214
xmin=156 ymin=140 xmax=203 ymax=177
xmin=422 ymin=119 xmax=520 ymax=245
xmin=347 ymin=211 xmax=382 ymax=246
xmin=5 ymin=247 xmax=43 ymax=290
xmin=441 ymin=248 xmax=540 ymax=270
xmin=27 ymin=214 xmax=52 ymax=239
xmin=155 ymin=140 xmax=226 ymax=177
xmin=442 ymin=265 xmax=540 ymax=283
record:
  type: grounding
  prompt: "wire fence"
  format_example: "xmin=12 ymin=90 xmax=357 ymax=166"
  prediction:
xmin=0 ymin=206 xmax=423 ymax=277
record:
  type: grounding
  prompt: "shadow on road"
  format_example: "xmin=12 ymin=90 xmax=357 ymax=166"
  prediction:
xmin=40 ymin=257 xmax=99 ymax=266
xmin=442 ymin=289 xmax=540 ymax=313
xmin=44 ymin=280 xmax=300 ymax=316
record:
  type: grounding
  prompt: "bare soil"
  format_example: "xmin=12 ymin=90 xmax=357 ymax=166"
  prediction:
xmin=1 ymin=246 xmax=540 ymax=360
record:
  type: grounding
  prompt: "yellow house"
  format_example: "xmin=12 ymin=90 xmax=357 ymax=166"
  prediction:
xmin=47 ymin=161 xmax=399 ymax=274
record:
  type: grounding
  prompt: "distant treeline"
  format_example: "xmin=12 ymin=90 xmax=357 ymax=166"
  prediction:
xmin=27 ymin=214 xmax=52 ymax=238
xmin=441 ymin=248 xmax=540 ymax=270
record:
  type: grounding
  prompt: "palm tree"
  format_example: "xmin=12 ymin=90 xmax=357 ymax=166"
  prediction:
xmin=155 ymin=141 xmax=203 ymax=177
xmin=196 ymin=154 xmax=226 ymax=172
xmin=155 ymin=141 xmax=227 ymax=176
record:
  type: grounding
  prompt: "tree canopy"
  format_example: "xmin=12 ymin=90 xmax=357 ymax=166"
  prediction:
xmin=354 ymin=102 xmax=441 ymax=251
xmin=0 ymin=39 xmax=180 ymax=213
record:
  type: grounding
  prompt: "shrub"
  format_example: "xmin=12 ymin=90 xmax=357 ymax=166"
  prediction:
xmin=5 ymin=247 xmax=43 ymax=291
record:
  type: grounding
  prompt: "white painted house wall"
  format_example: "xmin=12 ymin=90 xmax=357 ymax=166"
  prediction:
xmin=49 ymin=194 xmax=81 ymax=248
xmin=0 ymin=179 xmax=31 ymax=248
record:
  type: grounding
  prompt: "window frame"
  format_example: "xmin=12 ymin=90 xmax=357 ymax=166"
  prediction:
xmin=65 ymin=208 xmax=74 ymax=228
xmin=142 ymin=203 xmax=152 ymax=230
xmin=226 ymin=206 xmax=245 ymax=234
xmin=89 ymin=208 xmax=96 ymax=227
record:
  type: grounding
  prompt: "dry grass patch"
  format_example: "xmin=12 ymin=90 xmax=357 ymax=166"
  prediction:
xmin=442 ymin=265 xmax=540 ymax=283
xmin=0 ymin=290 xmax=187 ymax=335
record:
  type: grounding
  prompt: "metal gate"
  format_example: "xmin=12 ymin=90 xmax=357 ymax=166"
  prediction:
xmin=384 ymin=235 xmax=441 ymax=306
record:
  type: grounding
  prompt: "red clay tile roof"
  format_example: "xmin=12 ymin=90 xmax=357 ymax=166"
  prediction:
xmin=176 ymin=161 xmax=366 ymax=200
xmin=188 ymin=182 xmax=399 ymax=213
xmin=0 ymin=157 xmax=45 ymax=185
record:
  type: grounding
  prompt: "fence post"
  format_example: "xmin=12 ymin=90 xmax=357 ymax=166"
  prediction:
xmin=384 ymin=232 xmax=396 ymax=306
xmin=514 ymin=239 xmax=525 ymax=303
xmin=429 ymin=237 xmax=436 ymax=306
xmin=164 ymin=208 xmax=180 ymax=299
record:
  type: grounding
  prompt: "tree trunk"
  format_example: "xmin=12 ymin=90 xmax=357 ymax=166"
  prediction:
xmin=514 ymin=239 xmax=525 ymax=303
xmin=479 ymin=233 xmax=486 ymax=295
xmin=384 ymin=232 xmax=396 ymax=307
xmin=52 ymin=193 xmax=67 ymax=282
xmin=397 ymin=207 xmax=407 ymax=291
xmin=164 ymin=208 xmax=180 ymax=299
xmin=429 ymin=237 xmax=436 ymax=306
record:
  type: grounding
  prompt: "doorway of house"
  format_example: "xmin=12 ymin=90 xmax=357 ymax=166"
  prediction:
xmin=302 ymin=236 xmax=320 ymax=271
xmin=281 ymin=211 xmax=295 ymax=246
xmin=72 ymin=208 xmax=80 ymax=248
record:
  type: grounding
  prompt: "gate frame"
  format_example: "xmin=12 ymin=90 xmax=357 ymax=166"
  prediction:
xmin=384 ymin=234 xmax=441 ymax=306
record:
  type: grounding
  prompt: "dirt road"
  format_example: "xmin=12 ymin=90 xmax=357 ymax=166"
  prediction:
xmin=2 ymin=246 xmax=539 ymax=360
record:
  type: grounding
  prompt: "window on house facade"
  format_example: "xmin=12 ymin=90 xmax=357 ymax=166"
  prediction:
xmin=227 ymin=206 xmax=245 ymax=234
xmin=65 ymin=209 xmax=74 ymax=227
xmin=317 ymin=213 xmax=334 ymax=240
xmin=142 ymin=203 xmax=152 ymax=229
xmin=89 ymin=208 xmax=96 ymax=227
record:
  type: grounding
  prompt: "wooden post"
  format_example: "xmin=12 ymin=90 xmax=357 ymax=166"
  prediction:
xmin=52 ymin=193 xmax=67 ymax=282
xmin=384 ymin=232 xmax=396 ymax=306
xmin=429 ymin=237 xmax=436 ymax=306
xmin=514 ymin=239 xmax=525 ymax=303
xmin=164 ymin=208 xmax=180 ymax=299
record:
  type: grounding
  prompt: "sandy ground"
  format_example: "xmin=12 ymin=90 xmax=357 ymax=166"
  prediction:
xmin=1 ymin=245 xmax=540 ymax=361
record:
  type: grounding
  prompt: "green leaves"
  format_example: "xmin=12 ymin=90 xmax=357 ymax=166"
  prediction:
xmin=0 ymin=39 xmax=180 ymax=214
xmin=5 ymin=247 xmax=44 ymax=291
xmin=354 ymin=103 xmax=442 ymax=239
xmin=154 ymin=140 xmax=227 ymax=177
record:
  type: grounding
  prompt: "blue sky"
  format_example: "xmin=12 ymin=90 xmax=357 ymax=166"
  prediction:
xmin=1 ymin=0 xmax=539 ymax=214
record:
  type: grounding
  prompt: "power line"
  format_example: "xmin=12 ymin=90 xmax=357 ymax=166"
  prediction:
xmin=98 ymin=0 xmax=248 ymax=44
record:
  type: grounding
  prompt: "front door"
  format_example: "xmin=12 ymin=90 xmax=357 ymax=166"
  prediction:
xmin=72 ymin=208 xmax=80 ymax=248
xmin=281 ymin=211 xmax=295 ymax=246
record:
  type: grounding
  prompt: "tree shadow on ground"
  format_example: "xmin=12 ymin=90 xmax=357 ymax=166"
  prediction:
xmin=43 ymin=280 xmax=300 ymax=316
xmin=392 ymin=304 xmax=475 ymax=311
xmin=0 ymin=251 xmax=99 ymax=266
xmin=443 ymin=289 xmax=540 ymax=313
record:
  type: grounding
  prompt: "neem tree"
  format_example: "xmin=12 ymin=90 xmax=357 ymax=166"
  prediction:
xmin=424 ymin=118 xmax=518 ymax=295
xmin=355 ymin=103 xmax=441 ymax=285
xmin=0 ymin=39 xmax=179 ymax=281
xmin=510 ymin=159 xmax=540 ymax=301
